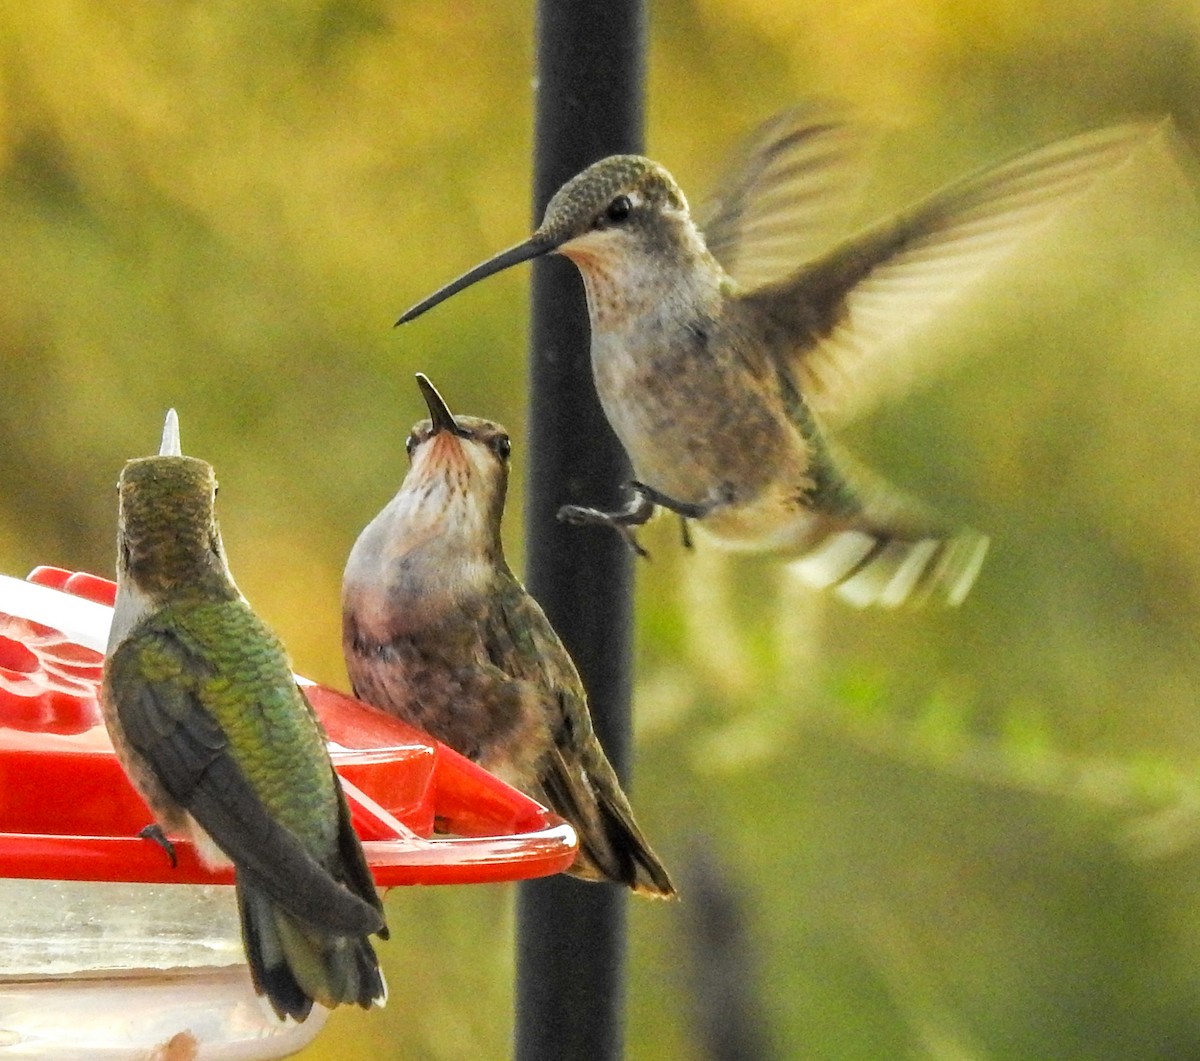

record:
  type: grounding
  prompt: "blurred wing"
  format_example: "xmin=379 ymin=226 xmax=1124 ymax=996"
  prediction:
xmin=108 ymin=629 xmax=381 ymax=935
xmin=698 ymin=103 xmax=873 ymax=290
xmin=784 ymin=121 xmax=1169 ymax=425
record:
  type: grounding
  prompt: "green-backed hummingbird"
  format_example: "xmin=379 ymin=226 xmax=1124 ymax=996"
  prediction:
xmin=397 ymin=107 xmax=1164 ymax=607
xmin=101 ymin=410 xmax=388 ymax=1021
xmin=342 ymin=375 xmax=675 ymax=898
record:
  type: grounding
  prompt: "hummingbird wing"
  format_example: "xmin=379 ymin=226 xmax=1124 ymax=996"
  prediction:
xmin=539 ymin=732 xmax=677 ymax=897
xmin=487 ymin=578 xmax=675 ymax=897
xmin=764 ymin=121 xmax=1169 ymax=425
xmin=697 ymin=103 xmax=872 ymax=290
xmin=106 ymin=624 xmax=383 ymax=936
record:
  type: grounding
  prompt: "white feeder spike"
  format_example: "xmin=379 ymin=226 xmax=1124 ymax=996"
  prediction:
xmin=159 ymin=408 xmax=182 ymax=457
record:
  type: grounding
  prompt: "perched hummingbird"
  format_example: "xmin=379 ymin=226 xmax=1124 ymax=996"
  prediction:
xmin=342 ymin=375 xmax=676 ymax=898
xmin=397 ymin=107 xmax=1164 ymax=607
xmin=101 ymin=410 xmax=388 ymax=1021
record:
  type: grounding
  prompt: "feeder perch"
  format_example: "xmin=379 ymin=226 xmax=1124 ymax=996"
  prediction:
xmin=0 ymin=567 xmax=577 ymax=1059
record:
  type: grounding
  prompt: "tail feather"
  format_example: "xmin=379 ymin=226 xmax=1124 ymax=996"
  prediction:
xmin=240 ymin=884 xmax=312 ymax=1022
xmin=592 ymin=789 xmax=678 ymax=899
xmin=742 ymin=431 xmax=990 ymax=607
xmin=789 ymin=524 xmax=989 ymax=608
xmin=541 ymin=746 xmax=677 ymax=899
xmin=238 ymin=881 xmax=387 ymax=1021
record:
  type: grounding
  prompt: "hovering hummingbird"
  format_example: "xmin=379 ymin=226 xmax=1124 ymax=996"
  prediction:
xmin=342 ymin=374 xmax=676 ymax=898
xmin=101 ymin=410 xmax=388 ymax=1022
xmin=397 ymin=107 xmax=1165 ymax=607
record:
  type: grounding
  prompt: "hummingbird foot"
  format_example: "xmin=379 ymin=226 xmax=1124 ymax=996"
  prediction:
xmin=557 ymin=484 xmax=658 ymax=558
xmin=557 ymin=503 xmax=651 ymax=558
xmin=627 ymin=480 xmax=735 ymax=520
xmin=139 ymin=823 xmax=178 ymax=868
xmin=558 ymin=481 xmax=735 ymax=557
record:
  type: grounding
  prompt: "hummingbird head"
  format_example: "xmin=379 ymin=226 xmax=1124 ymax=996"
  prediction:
xmin=538 ymin=155 xmax=692 ymax=261
xmin=115 ymin=411 xmax=234 ymax=602
xmin=343 ymin=377 xmax=512 ymax=629
xmin=396 ymin=155 xmax=709 ymax=325
xmin=399 ymin=374 xmax=511 ymax=561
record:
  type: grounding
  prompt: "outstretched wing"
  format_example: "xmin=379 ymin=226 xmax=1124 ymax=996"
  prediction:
xmin=762 ymin=121 xmax=1169 ymax=425
xmin=698 ymin=103 xmax=873 ymax=291
xmin=106 ymin=625 xmax=382 ymax=936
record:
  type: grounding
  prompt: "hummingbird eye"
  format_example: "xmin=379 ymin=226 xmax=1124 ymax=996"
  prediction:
xmin=493 ymin=435 xmax=511 ymax=461
xmin=602 ymin=195 xmax=632 ymax=226
xmin=405 ymin=435 xmax=417 ymax=458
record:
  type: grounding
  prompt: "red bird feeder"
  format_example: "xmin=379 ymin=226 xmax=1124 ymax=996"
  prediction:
xmin=0 ymin=566 xmax=577 ymax=1059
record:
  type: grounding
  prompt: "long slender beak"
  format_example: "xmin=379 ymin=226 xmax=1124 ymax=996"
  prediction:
xmin=396 ymin=234 xmax=559 ymax=325
xmin=415 ymin=373 xmax=465 ymax=436
xmin=159 ymin=408 xmax=182 ymax=456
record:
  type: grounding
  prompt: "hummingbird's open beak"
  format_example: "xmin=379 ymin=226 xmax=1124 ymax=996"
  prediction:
xmin=415 ymin=373 xmax=467 ymax=437
xmin=396 ymin=234 xmax=559 ymax=325
xmin=159 ymin=409 xmax=182 ymax=457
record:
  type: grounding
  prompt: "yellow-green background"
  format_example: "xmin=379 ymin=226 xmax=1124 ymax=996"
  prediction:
xmin=3 ymin=2 xmax=1200 ymax=1058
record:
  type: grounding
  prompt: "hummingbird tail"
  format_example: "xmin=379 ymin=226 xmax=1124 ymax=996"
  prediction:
xmin=588 ymin=786 xmax=678 ymax=899
xmin=237 ymin=880 xmax=388 ymax=1021
xmin=542 ymin=747 xmax=677 ymax=899
xmin=787 ymin=523 xmax=989 ymax=608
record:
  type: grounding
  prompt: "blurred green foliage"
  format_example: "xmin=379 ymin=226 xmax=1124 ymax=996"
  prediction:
xmin=3 ymin=1 xmax=1200 ymax=1058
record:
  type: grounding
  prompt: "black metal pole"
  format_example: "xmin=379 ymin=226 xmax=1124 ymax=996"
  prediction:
xmin=516 ymin=2 xmax=645 ymax=1060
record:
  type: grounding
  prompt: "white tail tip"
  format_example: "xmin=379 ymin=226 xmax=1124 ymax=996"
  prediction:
xmin=788 ymin=528 xmax=990 ymax=608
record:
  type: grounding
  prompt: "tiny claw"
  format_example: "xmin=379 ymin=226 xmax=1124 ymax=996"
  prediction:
xmin=557 ymin=504 xmax=651 ymax=559
xmin=139 ymin=823 xmax=178 ymax=868
xmin=618 ymin=526 xmax=650 ymax=560
xmin=679 ymin=516 xmax=694 ymax=550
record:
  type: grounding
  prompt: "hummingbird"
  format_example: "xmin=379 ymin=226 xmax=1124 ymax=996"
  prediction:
xmin=101 ymin=409 xmax=388 ymax=1022
xmin=397 ymin=107 xmax=1165 ymax=608
xmin=341 ymin=374 xmax=676 ymax=898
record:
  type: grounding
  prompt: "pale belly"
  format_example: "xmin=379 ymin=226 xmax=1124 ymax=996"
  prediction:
xmin=700 ymin=496 xmax=826 ymax=551
xmin=589 ymin=328 xmax=806 ymax=530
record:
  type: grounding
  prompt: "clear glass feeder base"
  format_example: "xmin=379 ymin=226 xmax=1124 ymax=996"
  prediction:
xmin=0 ymin=968 xmax=326 ymax=1059
xmin=0 ymin=880 xmax=325 ymax=1059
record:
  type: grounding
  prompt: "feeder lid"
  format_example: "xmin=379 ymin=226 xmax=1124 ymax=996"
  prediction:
xmin=0 ymin=567 xmax=577 ymax=886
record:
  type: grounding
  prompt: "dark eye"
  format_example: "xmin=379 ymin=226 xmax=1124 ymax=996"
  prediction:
xmin=405 ymin=435 xmax=417 ymax=457
xmin=604 ymin=195 xmax=632 ymax=224
xmin=493 ymin=435 xmax=511 ymax=461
